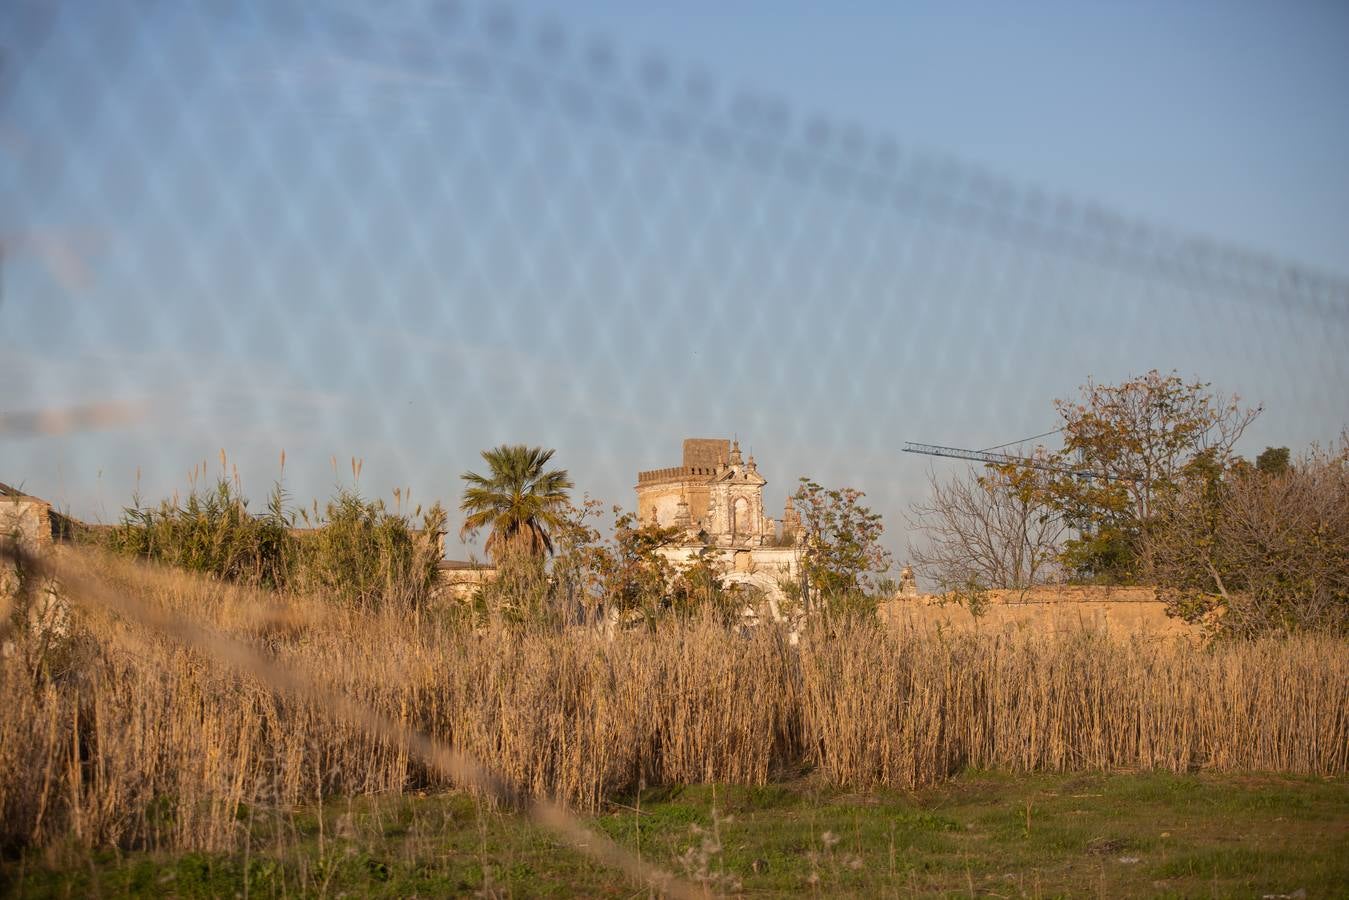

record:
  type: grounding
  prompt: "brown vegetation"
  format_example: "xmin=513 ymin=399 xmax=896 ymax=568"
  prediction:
xmin=2 ymin=547 xmax=1344 ymax=861
xmin=907 ymin=373 xmax=1346 ymax=638
xmin=1150 ymin=438 xmax=1349 ymax=637
xmin=907 ymin=465 xmax=1066 ymax=592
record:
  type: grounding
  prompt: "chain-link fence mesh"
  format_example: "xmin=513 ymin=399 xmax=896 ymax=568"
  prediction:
xmin=3 ymin=0 xmax=1347 ymax=563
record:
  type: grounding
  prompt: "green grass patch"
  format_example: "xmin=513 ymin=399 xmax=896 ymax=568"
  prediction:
xmin=5 ymin=771 xmax=1346 ymax=897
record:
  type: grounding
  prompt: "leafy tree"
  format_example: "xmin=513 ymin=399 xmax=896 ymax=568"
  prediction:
xmin=1032 ymin=371 xmax=1260 ymax=582
xmin=459 ymin=445 xmax=573 ymax=563
xmin=545 ymin=496 xmax=608 ymax=621
xmin=1150 ymin=436 xmax=1348 ymax=637
xmin=543 ymin=500 xmax=734 ymax=627
xmin=593 ymin=509 xmax=682 ymax=619
xmin=1256 ymin=446 xmax=1291 ymax=476
xmin=792 ymin=477 xmax=892 ymax=606
xmin=668 ymin=544 xmax=735 ymax=621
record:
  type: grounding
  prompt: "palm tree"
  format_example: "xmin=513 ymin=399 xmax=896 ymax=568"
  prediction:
xmin=459 ymin=445 xmax=573 ymax=562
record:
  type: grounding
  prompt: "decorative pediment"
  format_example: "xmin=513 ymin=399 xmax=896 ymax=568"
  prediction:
xmin=712 ymin=464 xmax=766 ymax=486
xmin=636 ymin=436 xmax=786 ymax=548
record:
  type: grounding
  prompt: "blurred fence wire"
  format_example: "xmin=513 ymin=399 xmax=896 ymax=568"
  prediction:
xmin=2 ymin=0 xmax=1348 ymax=890
xmin=1 ymin=0 xmax=1346 ymax=551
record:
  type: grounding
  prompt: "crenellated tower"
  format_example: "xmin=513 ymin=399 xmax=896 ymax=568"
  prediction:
xmin=636 ymin=437 xmax=795 ymax=548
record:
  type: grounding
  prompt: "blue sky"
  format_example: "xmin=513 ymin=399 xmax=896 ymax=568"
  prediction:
xmin=515 ymin=0 xmax=1349 ymax=272
xmin=2 ymin=0 xmax=1347 ymax=563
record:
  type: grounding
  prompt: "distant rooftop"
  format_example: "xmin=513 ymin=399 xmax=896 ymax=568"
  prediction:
xmin=439 ymin=559 xmax=494 ymax=571
xmin=0 ymin=481 xmax=43 ymax=501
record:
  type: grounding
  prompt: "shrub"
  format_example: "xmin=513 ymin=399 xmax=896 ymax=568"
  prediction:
xmin=521 ymin=501 xmax=743 ymax=629
xmin=1151 ymin=436 xmax=1349 ymax=637
xmin=103 ymin=466 xmax=446 ymax=611
xmin=792 ymin=478 xmax=892 ymax=604
xmin=290 ymin=489 xmax=447 ymax=611
xmin=104 ymin=477 xmax=292 ymax=588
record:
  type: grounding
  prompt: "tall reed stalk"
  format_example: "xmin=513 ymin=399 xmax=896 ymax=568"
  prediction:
xmin=1 ymin=548 xmax=1344 ymax=856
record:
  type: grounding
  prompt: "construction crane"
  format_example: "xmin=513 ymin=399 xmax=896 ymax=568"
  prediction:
xmin=901 ymin=441 xmax=1127 ymax=481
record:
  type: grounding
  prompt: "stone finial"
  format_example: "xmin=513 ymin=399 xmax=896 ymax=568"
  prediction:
xmin=673 ymin=491 xmax=692 ymax=530
xmin=781 ymin=496 xmax=802 ymax=539
xmin=746 ymin=453 xmax=758 ymax=472
xmin=729 ymin=439 xmax=743 ymax=466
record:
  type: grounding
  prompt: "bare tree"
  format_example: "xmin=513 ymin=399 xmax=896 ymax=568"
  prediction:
xmin=907 ymin=463 xmax=1066 ymax=594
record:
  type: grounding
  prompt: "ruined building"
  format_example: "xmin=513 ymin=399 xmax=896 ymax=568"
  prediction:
xmin=635 ymin=438 xmax=802 ymax=590
xmin=635 ymin=438 xmax=801 ymax=546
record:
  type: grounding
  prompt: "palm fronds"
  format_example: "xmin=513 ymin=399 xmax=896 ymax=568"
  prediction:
xmin=460 ymin=445 xmax=573 ymax=562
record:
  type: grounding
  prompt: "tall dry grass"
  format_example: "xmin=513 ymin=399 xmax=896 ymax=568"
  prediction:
xmin=1 ymin=547 xmax=1345 ymax=859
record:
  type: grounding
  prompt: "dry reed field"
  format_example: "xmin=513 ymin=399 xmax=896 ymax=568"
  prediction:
xmin=2 ymin=547 xmax=1345 ymax=874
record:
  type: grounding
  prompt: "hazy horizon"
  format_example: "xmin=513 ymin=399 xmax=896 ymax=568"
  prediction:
xmin=3 ymin=0 xmax=1347 ymax=563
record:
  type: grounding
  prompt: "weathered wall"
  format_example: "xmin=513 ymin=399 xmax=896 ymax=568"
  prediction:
xmin=741 ymin=546 xmax=797 ymax=579
xmin=706 ymin=477 xmax=767 ymax=544
xmin=879 ymin=586 xmax=1196 ymax=639
xmin=1 ymin=500 xmax=70 ymax=653
xmin=656 ymin=545 xmax=798 ymax=580
xmin=637 ymin=472 xmax=716 ymax=523
xmin=1 ymin=496 xmax=53 ymax=550
xmin=634 ymin=481 xmax=691 ymax=527
xmin=435 ymin=563 xmax=496 ymax=602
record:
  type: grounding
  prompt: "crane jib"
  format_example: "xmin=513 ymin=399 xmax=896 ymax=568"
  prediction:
xmin=900 ymin=442 xmax=1132 ymax=482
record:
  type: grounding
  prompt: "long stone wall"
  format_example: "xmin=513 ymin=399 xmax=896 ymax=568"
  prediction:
xmin=880 ymin=586 xmax=1196 ymax=639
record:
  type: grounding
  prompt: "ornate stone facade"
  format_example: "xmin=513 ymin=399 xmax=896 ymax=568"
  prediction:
xmin=636 ymin=438 xmax=800 ymax=548
xmin=636 ymin=438 xmax=803 ymax=595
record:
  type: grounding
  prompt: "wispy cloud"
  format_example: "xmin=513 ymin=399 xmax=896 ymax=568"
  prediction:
xmin=0 ymin=399 xmax=146 ymax=438
xmin=0 ymin=346 xmax=349 ymax=444
xmin=0 ymin=229 xmax=106 ymax=293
